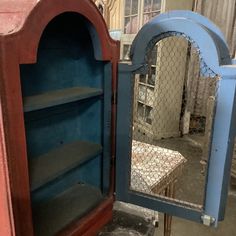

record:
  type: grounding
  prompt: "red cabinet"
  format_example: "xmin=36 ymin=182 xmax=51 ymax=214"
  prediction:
xmin=0 ymin=1 xmax=119 ymax=235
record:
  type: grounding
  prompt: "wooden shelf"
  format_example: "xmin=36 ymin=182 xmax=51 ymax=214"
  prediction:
xmin=138 ymin=82 xmax=155 ymax=88
xmin=138 ymin=100 xmax=146 ymax=105
xmin=23 ymin=87 xmax=103 ymax=112
xmin=138 ymin=100 xmax=154 ymax=108
xmin=29 ymin=141 xmax=103 ymax=191
xmin=33 ymin=183 xmax=103 ymax=236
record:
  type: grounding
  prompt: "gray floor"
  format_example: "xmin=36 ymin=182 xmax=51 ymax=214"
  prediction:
xmin=99 ymin=208 xmax=155 ymax=236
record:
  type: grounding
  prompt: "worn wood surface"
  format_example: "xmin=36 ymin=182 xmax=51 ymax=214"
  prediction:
xmin=24 ymin=87 xmax=103 ymax=112
xmin=195 ymin=0 xmax=236 ymax=57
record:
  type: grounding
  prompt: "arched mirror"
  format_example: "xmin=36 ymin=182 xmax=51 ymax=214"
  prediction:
xmin=131 ymin=32 xmax=219 ymax=208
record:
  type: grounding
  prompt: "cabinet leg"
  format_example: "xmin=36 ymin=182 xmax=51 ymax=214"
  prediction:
xmin=163 ymin=183 xmax=175 ymax=236
xmin=164 ymin=213 xmax=172 ymax=236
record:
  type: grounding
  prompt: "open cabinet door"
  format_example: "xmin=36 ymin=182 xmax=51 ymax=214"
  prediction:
xmin=116 ymin=11 xmax=236 ymax=227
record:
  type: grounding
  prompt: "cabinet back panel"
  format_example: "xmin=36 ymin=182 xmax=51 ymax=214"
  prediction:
xmin=20 ymin=13 xmax=104 ymax=96
xmin=19 ymin=12 xmax=106 ymax=200
xmin=24 ymin=100 xmax=102 ymax=158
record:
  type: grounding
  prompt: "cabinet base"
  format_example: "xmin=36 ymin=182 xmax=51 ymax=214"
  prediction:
xmin=58 ymin=196 xmax=114 ymax=236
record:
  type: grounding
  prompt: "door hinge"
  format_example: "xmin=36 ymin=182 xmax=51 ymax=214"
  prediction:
xmin=112 ymin=91 xmax=117 ymax=104
xmin=201 ymin=214 xmax=215 ymax=226
xmin=111 ymin=155 xmax=115 ymax=166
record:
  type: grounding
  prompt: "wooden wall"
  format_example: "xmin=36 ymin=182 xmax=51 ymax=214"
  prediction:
xmin=195 ymin=0 xmax=236 ymax=57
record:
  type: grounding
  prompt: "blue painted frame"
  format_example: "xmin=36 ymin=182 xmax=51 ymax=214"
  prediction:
xmin=116 ymin=11 xmax=236 ymax=226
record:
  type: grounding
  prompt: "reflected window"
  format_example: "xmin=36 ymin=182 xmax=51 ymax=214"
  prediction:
xmin=143 ymin=0 xmax=161 ymax=24
xmin=124 ymin=0 xmax=162 ymax=34
xmin=124 ymin=0 xmax=139 ymax=34
xmin=123 ymin=44 xmax=132 ymax=61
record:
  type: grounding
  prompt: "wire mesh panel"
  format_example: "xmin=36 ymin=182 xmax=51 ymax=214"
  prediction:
xmin=130 ymin=33 xmax=220 ymax=210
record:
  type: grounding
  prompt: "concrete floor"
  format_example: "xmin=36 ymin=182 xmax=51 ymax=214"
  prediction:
xmin=100 ymin=134 xmax=236 ymax=235
xmin=99 ymin=209 xmax=155 ymax=236
xmin=154 ymin=134 xmax=206 ymax=205
xmin=155 ymin=134 xmax=236 ymax=235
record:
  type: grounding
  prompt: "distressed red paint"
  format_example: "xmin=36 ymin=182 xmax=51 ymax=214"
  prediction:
xmin=0 ymin=0 xmax=119 ymax=235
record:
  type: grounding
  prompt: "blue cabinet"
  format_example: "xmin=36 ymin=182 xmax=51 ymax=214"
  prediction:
xmin=116 ymin=11 xmax=236 ymax=227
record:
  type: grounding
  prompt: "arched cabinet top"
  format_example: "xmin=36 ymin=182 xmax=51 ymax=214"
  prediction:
xmin=130 ymin=10 xmax=236 ymax=77
xmin=153 ymin=11 xmax=227 ymax=45
xmin=0 ymin=0 xmax=119 ymax=63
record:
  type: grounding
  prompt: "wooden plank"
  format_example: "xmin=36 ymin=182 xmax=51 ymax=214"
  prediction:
xmin=29 ymin=141 xmax=103 ymax=191
xmin=23 ymin=87 xmax=103 ymax=112
xmin=33 ymin=184 xmax=103 ymax=236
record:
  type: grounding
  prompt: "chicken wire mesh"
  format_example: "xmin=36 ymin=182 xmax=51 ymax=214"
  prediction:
xmin=129 ymin=33 xmax=220 ymax=209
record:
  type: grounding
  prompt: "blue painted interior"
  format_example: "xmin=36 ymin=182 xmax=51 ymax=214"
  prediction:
xmin=20 ymin=13 xmax=107 ymax=206
xmin=20 ymin=14 xmax=103 ymax=96
xmin=31 ymin=156 xmax=102 ymax=204
xmin=24 ymin=100 xmax=102 ymax=158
